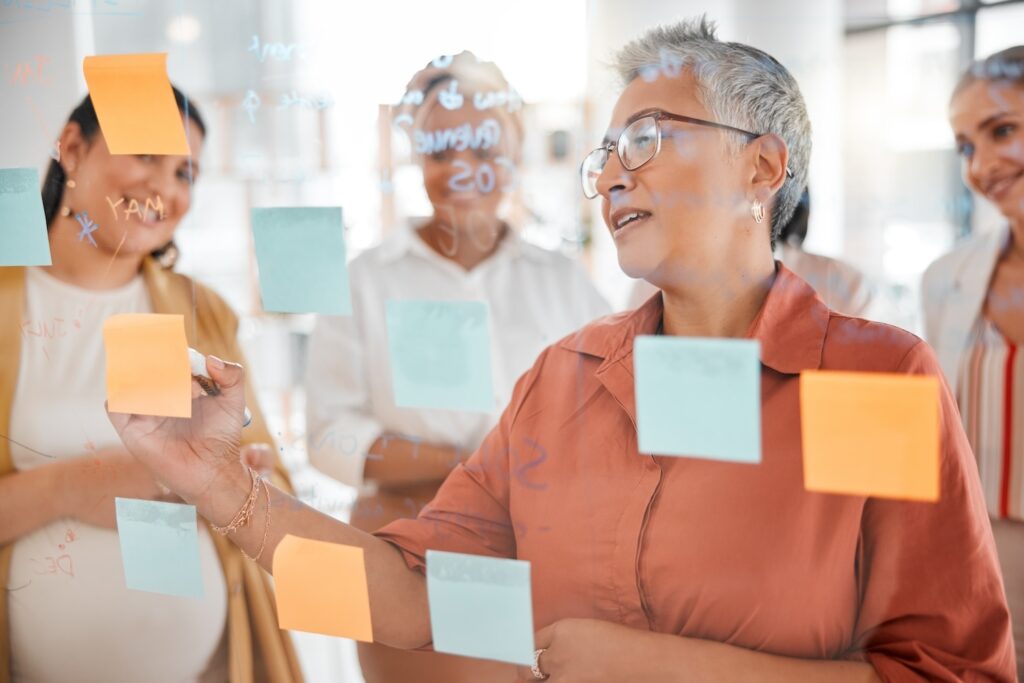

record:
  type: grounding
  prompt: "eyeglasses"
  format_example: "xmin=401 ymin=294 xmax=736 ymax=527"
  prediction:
xmin=580 ymin=109 xmax=794 ymax=199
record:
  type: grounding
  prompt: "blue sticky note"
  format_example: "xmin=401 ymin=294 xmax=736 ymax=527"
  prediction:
xmin=386 ymin=300 xmax=495 ymax=412
xmin=115 ymin=497 xmax=204 ymax=598
xmin=426 ymin=550 xmax=534 ymax=665
xmin=0 ymin=168 xmax=51 ymax=266
xmin=251 ymin=207 xmax=351 ymax=314
xmin=634 ymin=336 xmax=761 ymax=462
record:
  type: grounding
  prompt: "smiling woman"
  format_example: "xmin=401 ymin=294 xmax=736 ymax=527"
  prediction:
xmin=0 ymin=89 xmax=302 ymax=682
xmin=303 ymin=50 xmax=609 ymax=683
xmin=38 ymin=88 xmax=204 ymax=273
xmin=923 ymin=45 xmax=1024 ymax=678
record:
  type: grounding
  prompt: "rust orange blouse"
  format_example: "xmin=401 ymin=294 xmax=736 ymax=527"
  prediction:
xmin=376 ymin=264 xmax=1015 ymax=681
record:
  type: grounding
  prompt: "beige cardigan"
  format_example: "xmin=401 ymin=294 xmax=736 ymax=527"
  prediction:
xmin=0 ymin=260 xmax=303 ymax=683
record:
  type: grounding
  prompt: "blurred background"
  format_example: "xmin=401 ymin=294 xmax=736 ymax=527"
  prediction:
xmin=2 ymin=0 xmax=1022 ymax=678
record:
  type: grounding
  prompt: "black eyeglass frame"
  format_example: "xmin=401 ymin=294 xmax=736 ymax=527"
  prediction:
xmin=580 ymin=108 xmax=795 ymax=199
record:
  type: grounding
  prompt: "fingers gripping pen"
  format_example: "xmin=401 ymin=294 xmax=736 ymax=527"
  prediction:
xmin=188 ymin=348 xmax=253 ymax=427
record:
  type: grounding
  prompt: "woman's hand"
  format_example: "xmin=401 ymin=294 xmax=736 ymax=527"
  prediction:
xmin=515 ymin=618 xmax=647 ymax=682
xmin=106 ymin=355 xmax=248 ymax=505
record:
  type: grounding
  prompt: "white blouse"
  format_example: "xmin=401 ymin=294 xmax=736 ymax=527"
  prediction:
xmin=305 ymin=226 xmax=611 ymax=489
xmin=8 ymin=267 xmax=227 ymax=683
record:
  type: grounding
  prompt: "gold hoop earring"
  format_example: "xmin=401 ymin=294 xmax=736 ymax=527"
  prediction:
xmin=751 ymin=200 xmax=765 ymax=224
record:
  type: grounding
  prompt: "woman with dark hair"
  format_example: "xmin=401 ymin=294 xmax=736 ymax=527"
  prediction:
xmin=107 ymin=19 xmax=1013 ymax=682
xmin=0 ymin=89 xmax=302 ymax=682
xmin=923 ymin=44 xmax=1024 ymax=677
xmin=774 ymin=189 xmax=872 ymax=316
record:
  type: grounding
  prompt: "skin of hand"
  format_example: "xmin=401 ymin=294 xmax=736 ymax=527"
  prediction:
xmin=514 ymin=618 xmax=645 ymax=683
xmin=105 ymin=354 xmax=248 ymax=505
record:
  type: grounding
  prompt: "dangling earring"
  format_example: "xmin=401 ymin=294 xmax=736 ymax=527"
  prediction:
xmin=155 ymin=241 xmax=179 ymax=269
xmin=750 ymin=200 xmax=765 ymax=224
xmin=59 ymin=176 xmax=76 ymax=217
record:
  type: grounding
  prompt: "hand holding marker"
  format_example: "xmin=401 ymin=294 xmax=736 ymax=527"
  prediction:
xmin=188 ymin=347 xmax=253 ymax=427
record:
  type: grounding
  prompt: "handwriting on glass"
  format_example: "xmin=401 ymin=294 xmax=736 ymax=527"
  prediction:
xmin=473 ymin=87 xmax=522 ymax=112
xmin=31 ymin=528 xmax=76 ymax=578
xmin=4 ymin=0 xmax=125 ymax=13
xmin=248 ymin=34 xmax=306 ymax=62
xmin=437 ymin=80 xmax=464 ymax=111
xmin=21 ymin=317 xmax=67 ymax=339
xmin=447 ymin=156 xmax=517 ymax=194
xmin=105 ymin=195 xmax=165 ymax=222
xmin=638 ymin=48 xmax=687 ymax=82
xmin=397 ymin=80 xmax=521 ymax=114
xmin=74 ymin=212 xmax=98 ymax=247
xmin=31 ymin=555 xmax=73 ymax=577
xmin=414 ymin=118 xmax=501 ymax=155
xmin=4 ymin=54 xmax=49 ymax=85
xmin=242 ymin=89 xmax=261 ymax=123
xmin=277 ymin=90 xmax=334 ymax=111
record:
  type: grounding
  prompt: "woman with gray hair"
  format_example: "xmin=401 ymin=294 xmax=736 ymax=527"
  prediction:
xmin=105 ymin=18 xmax=1014 ymax=682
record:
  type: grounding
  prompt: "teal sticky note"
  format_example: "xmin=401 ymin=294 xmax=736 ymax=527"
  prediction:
xmin=0 ymin=168 xmax=51 ymax=266
xmin=386 ymin=300 xmax=495 ymax=412
xmin=634 ymin=336 xmax=761 ymax=462
xmin=115 ymin=497 xmax=204 ymax=598
xmin=426 ymin=550 xmax=534 ymax=665
xmin=251 ymin=207 xmax=351 ymax=314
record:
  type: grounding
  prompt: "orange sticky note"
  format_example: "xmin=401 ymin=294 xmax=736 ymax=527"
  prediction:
xmin=83 ymin=53 xmax=190 ymax=155
xmin=800 ymin=371 xmax=940 ymax=502
xmin=103 ymin=314 xmax=191 ymax=418
xmin=273 ymin=535 xmax=374 ymax=642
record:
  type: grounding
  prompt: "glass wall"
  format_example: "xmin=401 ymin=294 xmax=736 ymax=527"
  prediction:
xmin=841 ymin=0 xmax=1024 ymax=332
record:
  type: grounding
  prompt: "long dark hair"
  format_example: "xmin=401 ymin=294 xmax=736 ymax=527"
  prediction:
xmin=42 ymin=85 xmax=206 ymax=266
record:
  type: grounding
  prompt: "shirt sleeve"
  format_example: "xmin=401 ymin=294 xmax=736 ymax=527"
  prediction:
xmin=304 ymin=310 xmax=384 ymax=489
xmin=849 ymin=341 xmax=1015 ymax=681
xmin=373 ymin=347 xmax=549 ymax=571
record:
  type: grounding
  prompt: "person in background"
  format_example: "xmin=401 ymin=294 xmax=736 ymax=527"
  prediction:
xmin=923 ymin=44 xmax=1024 ymax=677
xmin=628 ymin=187 xmax=872 ymax=316
xmin=109 ymin=18 xmax=1013 ymax=683
xmin=0 ymin=91 xmax=301 ymax=683
xmin=304 ymin=52 xmax=609 ymax=683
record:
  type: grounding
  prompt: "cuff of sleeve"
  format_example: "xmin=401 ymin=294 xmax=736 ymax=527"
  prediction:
xmin=374 ymin=520 xmax=429 ymax=574
xmin=307 ymin=417 xmax=382 ymax=489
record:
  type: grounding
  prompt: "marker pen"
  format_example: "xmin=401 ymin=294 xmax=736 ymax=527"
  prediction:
xmin=188 ymin=348 xmax=253 ymax=427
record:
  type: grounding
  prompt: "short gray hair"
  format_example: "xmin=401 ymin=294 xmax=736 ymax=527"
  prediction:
xmin=614 ymin=16 xmax=811 ymax=237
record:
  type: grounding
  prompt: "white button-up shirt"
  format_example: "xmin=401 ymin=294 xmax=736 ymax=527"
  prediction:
xmin=305 ymin=226 xmax=611 ymax=489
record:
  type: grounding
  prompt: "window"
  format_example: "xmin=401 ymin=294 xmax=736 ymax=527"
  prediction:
xmin=842 ymin=0 xmax=1023 ymax=331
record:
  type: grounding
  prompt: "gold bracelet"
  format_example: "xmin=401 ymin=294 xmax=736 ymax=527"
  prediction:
xmin=211 ymin=466 xmax=259 ymax=535
xmin=244 ymin=477 xmax=272 ymax=562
